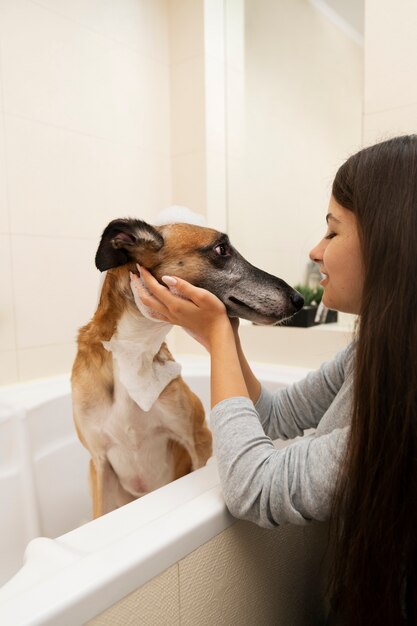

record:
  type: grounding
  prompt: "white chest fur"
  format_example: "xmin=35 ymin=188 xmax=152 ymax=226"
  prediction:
xmin=104 ymin=379 xmax=181 ymax=495
xmin=103 ymin=310 xmax=181 ymax=412
xmin=100 ymin=310 xmax=188 ymax=496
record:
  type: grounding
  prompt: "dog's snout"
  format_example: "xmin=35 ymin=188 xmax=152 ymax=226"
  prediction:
xmin=291 ymin=291 xmax=304 ymax=311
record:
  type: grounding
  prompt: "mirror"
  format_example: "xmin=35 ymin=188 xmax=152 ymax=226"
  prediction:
xmin=225 ymin=0 xmax=363 ymax=292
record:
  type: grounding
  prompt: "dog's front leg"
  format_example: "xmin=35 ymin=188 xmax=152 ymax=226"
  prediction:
xmin=170 ymin=428 xmax=212 ymax=478
xmin=89 ymin=458 xmax=135 ymax=518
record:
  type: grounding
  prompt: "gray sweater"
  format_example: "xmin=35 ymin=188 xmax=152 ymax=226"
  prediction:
xmin=211 ymin=343 xmax=355 ymax=528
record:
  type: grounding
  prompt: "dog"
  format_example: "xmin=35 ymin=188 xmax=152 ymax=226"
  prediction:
xmin=71 ymin=216 xmax=303 ymax=518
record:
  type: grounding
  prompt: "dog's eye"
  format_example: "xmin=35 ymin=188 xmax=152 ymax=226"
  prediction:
xmin=214 ymin=244 xmax=229 ymax=256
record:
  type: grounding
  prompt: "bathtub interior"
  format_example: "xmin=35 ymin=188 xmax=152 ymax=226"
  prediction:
xmin=0 ymin=378 xmax=88 ymax=587
xmin=0 ymin=356 xmax=310 ymax=595
xmin=0 ymin=368 xmax=197 ymax=587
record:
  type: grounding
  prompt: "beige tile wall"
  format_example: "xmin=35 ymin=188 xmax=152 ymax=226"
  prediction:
xmin=89 ymin=519 xmax=329 ymax=626
xmin=169 ymin=0 xmax=227 ymax=232
xmin=363 ymin=0 xmax=417 ymax=143
xmin=0 ymin=0 xmax=364 ymax=382
xmin=0 ymin=0 xmax=228 ymax=383
xmin=0 ymin=0 xmax=171 ymax=383
xmin=169 ymin=0 xmax=206 ymax=214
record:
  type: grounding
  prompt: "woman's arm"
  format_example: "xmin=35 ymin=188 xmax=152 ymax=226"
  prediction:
xmin=132 ymin=267 xmax=251 ymax=407
xmin=230 ymin=318 xmax=261 ymax=404
xmin=207 ymin=319 xmax=250 ymax=407
xmin=212 ymin=395 xmax=350 ymax=527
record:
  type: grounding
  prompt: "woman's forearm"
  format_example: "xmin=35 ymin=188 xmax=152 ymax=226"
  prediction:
xmin=209 ymin=321 xmax=250 ymax=408
xmin=235 ymin=337 xmax=262 ymax=404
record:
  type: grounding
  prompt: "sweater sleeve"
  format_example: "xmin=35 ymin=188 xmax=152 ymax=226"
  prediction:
xmin=211 ymin=396 xmax=348 ymax=527
xmin=254 ymin=345 xmax=352 ymax=440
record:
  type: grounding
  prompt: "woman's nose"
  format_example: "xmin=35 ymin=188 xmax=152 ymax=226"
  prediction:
xmin=309 ymin=242 xmax=322 ymax=264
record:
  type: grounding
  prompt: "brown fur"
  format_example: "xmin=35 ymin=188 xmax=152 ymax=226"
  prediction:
xmin=72 ymin=218 xmax=301 ymax=519
xmin=72 ymin=249 xmax=212 ymax=519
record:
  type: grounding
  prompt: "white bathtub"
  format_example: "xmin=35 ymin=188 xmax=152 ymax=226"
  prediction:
xmin=0 ymin=357 xmax=312 ymax=626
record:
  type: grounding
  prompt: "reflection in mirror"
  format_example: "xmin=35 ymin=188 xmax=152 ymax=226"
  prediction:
xmin=225 ymin=0 xmax=363 ymax=326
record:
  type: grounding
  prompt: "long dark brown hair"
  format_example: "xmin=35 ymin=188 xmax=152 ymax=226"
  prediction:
xmin=329 ymin=135 xmax=417 ymax=624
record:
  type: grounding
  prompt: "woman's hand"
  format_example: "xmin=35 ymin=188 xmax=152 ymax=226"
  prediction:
xmin=131 ymin=266 xmax=254 ymax=405
xmin=130 ymin=265 xmax=231 ymax=351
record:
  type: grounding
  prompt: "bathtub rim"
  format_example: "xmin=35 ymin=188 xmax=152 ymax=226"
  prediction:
xmin=0 ymin=462 xmax=233 ymax=626
xmin=0 ymin=356 xmax=310 ymax=626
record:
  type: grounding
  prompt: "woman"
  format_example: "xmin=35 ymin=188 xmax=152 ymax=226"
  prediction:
xmin=132 ymin=135 xmax=417 ymax=624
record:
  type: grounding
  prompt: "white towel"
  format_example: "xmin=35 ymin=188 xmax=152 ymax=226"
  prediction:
xmin=103 ymin=279 xmax=181 ymax=412
xmin=103 ymin=334 xmax=181 ymax=412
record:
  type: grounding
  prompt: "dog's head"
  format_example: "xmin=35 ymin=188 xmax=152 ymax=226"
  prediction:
xmin=95 ymin=218 xmax=303 ymax=325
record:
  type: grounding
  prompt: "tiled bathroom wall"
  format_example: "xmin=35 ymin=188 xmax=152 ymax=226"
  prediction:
xmin=363 ymin=0 xmax=417 ymax=143
xmin=0 ymin=0 xmax=370 ymax=383
xmin=169 ymin=0 xmax=206 ymax=213
xmin=0 ymin=0 xmax=172 ymax=383
xmin=169 ymin=0 xmax=227 ymax=231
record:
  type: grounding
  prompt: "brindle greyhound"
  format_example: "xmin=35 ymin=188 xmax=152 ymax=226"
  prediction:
xmin=71 ymin=218 xmax=303 ymax=517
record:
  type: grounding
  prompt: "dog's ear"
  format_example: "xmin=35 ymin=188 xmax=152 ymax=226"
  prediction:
xmin=95 ymin=218 xmax=164 ymax=271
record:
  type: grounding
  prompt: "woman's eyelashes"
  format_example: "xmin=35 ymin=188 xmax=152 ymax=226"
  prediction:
xmin=324 ymin=231 xmax=336 ymax=240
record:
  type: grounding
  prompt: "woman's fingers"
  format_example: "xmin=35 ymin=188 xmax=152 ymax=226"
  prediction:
xmin=135 ymin=266 xmax=198 ymax=326
xmin=161 ymin=272 xmax=227 ymax=315
xmin=139 ymin=266 xmax=201 ymax=310
xmin=134 ymin=265 xmax=232 ymax=353
xmin=138 ymin=266 xmax=179 ymax=304
xmin=137 ymin=264 xmax=227 ymax=322
xmin=130 ymin=271 xmax=169 ymax=316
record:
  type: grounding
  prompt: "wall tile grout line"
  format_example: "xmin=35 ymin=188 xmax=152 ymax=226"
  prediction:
xmin=2 ymin=110 xmax=172 ymax=159
xmin=27 ymin=0 xmax=171 ymax=68
xmin=0 ymin=32 xmax=19 ymax=375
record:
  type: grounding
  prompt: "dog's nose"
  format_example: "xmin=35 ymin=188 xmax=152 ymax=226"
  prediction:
xmin=291 ymin=291 xmax=304 ymax=311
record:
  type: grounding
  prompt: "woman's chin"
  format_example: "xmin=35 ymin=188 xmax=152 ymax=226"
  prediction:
xmin=321 ymin=293 xmax=330 ymax=308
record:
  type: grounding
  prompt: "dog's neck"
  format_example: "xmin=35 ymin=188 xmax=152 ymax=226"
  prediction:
xmin=111 ymin=304 xmax=172 ymax=349
xmin=102 ymin=283 xmax=180 ymax=412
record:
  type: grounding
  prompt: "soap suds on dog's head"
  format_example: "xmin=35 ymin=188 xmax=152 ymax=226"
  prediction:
xmin=153 ymin=206 xmax=206 ymax=227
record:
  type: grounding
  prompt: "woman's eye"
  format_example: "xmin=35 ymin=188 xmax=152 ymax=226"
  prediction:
xmin=324 ymin=232 xmax=336 ymax=240
xmin=214 ymin=244 xmax=229 ymax=256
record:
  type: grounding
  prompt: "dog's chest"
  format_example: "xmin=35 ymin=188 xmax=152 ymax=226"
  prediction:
xmin=105 ymin=383 xmax=180 ymax=446
xmin=94 ymin=311 xmax=191 ymax=494
xmin=103 ymin=311 xmax=181 ymax=412
xmin=103 ymin=385 xmax=185 ymax=495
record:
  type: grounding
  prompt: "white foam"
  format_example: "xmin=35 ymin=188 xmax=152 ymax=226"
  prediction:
xmin=153 ymin=205 xmax=206 ymax=227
